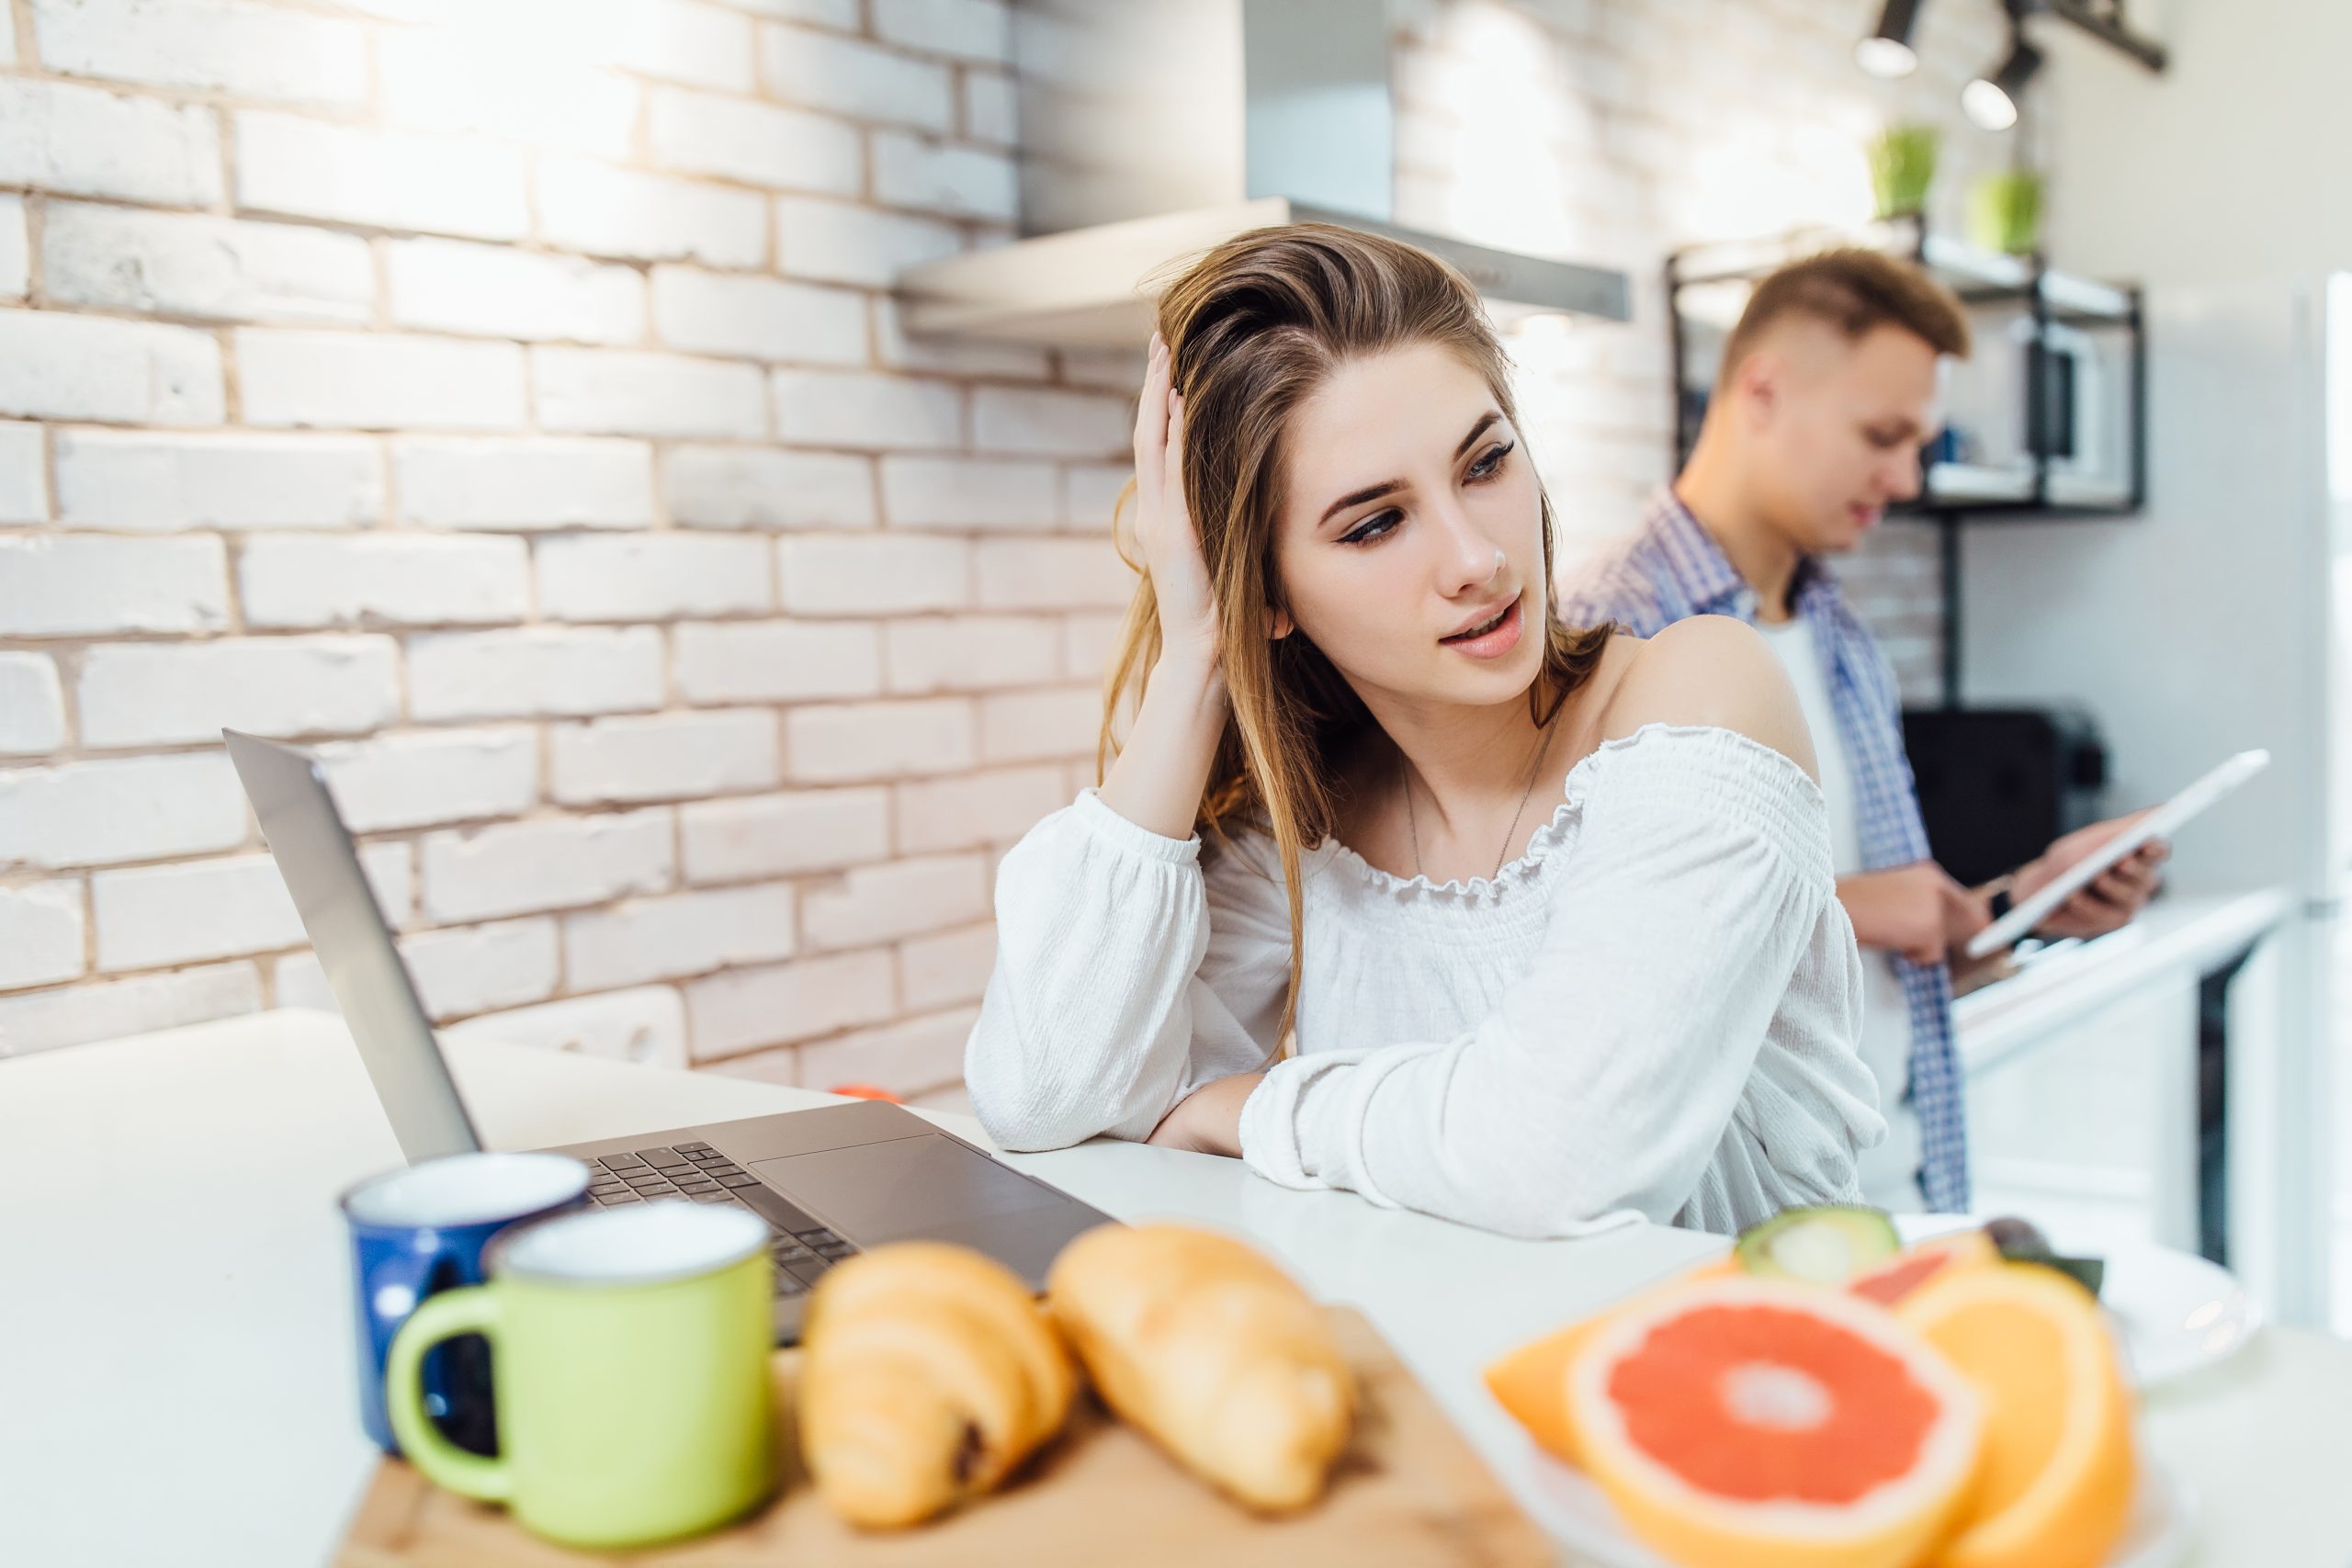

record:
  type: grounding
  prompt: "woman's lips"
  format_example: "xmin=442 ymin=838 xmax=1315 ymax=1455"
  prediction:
xmin=1440 ymin=595 xmax=1523 ymax=660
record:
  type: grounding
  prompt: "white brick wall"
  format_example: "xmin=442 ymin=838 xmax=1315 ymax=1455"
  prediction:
xmin=0 ymin=310 xmax=223 ymax=424
xmin=0 ymin=655 xmax=66 ymax=754
xmin=776 ymin=198 xmax=962 ymax=288
xmin=235 ymin=112 xmax=527 ymax=239
xmin=44 ymin=204 xmax=374 ymax=325
xmin=777 ymin=534 xmax=967 ymax=615
xmin=0 ymin=535 xmax=229 ymax=637
xmin=239 ymin=536 xmax=531 ymax=628
xmin=77 ymin=637 xmax=401 ymax=747
xmin=393 ymin=437 xmax=652 ymax=530
xmin=759 ymin=26 xmax=954 ymax=131
xmin=799 ymin=852 xmax=985 ymax=950
xmin=388 ymin=240 xmax=647 ymax=344
xmin=32 ymin=0 xmax=369 ymax=107
xmin=548 ymin=709 xmax=780 ymax=804
xmin=421 ymin=808 xmax=674 ymax=924
xmin=772 ymin=370 xmax=961 ymax=449
xmin=562 ymin=883 xmax=798 ymax=988
xmin=0 ymin=77 xmax=224 ymax=206
xmin=55 ymin=431 xmax=383 ymax=531
xmin=532 ymin=346 xmax=767 ymax=439
xmin=680 ymin=787 xmax=891 ymax=881
xmin=537 ymin=156 xmax=767 ymax=268
xmin=0 ymin=879 xmax=85 ymax=990
xmin=0 ymin=421 xmax=40 ymax=519
xmin=0 ymin=753 xmax=249 ymax=869
xmin=674 ymin=619 xmax=883 ymax=703
xmin=663 ymin=446 xmax=875 ymax=529
xmin=536 ymin=534 xmax=774 ymax=620
xmin=649 ymin=87 xmax=861 ymax=193
xmin=685 ymin=948 xmax=893 ymax=1058
xmin=650 ymin=266 xmax=867 ymax=365
xmin=443 ymin=986 xmax=688 ymax=1067
xmin=408 ymin=626 xmax=665 ymax=721
xmin=239 ymin=330 xmax=526 ymax=431
xmin=0 ymin=0 xmax=1949 ymax=1102
xmin=0 ymin=201 xmax=25 ymax=301
xmin=313 ymin=727 xmax=538 ymax=831
xmin=93 ymin=852 xmax=311 ymax=971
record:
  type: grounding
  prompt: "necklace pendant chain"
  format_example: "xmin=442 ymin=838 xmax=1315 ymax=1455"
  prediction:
xmin=1403 ymin=707 xmax=1562 ymax=884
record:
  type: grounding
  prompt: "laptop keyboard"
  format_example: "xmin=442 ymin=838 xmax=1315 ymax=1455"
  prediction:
xmin=582 ymin=1141 xmax=856 ymax=1298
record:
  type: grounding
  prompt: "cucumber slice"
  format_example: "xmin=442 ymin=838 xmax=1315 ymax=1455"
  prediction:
xmin=1735 ymin=1205 xmax=1902 ymax=1285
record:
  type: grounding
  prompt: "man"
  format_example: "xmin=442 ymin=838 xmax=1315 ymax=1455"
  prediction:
xmin=1561 ymin=249 xmax=2166 ymax=1214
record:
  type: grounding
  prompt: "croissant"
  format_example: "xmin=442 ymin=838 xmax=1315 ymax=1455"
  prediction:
xmin=1046 ymin=1223 xmax=1355 ymax=1513
xmin=797 ymin=1242 xmax=1076 ymax=1529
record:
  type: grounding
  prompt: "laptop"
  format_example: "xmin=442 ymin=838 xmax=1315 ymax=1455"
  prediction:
xmin=223 ymin=728 xmax=1115 ymax=1344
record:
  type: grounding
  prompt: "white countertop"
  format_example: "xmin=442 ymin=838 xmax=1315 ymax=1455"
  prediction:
xmin=1954 ymin=889 xmax=2291 ymax=1073
xmin=3 ymin=1007 xmax=2346 ymax=1566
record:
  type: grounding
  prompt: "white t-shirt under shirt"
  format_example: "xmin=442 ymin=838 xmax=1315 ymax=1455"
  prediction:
xmin=1757 ymin=614 xmax=1925 ymax=1212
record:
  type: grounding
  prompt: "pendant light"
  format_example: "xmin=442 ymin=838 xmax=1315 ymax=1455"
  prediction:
xmin=1856 ymin=0 xmax=1923 ymax=78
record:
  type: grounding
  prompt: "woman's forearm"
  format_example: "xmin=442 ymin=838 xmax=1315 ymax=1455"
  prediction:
xmin=1098 ymin=653 xmax=1228 ymax=840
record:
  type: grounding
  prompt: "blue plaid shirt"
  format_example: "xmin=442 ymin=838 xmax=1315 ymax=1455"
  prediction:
xmin=1559 ymin=490 xmax=1969 ymax=1213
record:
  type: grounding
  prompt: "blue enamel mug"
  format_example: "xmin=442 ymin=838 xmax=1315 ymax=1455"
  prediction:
xmin=339 ymin=1151 xmax=592 ymax=1454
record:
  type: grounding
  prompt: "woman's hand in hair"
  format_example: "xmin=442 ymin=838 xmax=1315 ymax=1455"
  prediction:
xmin=1144 ymin=1072 xmax=1264 ymax=1157
xmin=1135 ymin=331 xmax=1220 ymax=672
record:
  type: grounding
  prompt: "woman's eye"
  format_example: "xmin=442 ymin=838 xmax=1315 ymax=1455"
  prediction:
xmin=1466 ymin=441 xmax=1515 ymax=482
xmin=1341 ymin=510 xmax=1400 ymax=546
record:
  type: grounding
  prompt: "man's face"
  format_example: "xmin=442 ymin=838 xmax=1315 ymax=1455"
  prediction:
xmin=1743 ymin=321 xmax=1944 ymax=556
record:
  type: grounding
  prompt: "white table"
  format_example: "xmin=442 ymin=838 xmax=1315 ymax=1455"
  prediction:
xmin=4 ymin=1009 xmax=2346 ymax=1566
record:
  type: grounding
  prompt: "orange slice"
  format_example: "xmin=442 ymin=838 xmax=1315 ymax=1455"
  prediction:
xmin=1849 ymin=1229 xmax=2000 ymax=1307
xmin=1484 ymin=1258 xmax=1737 ymax=1467
xmin=1898 ymin=1262 xmax=2136 ymax=1568
xmin=1570 ymin=1277 xmax=1982 ymax=1568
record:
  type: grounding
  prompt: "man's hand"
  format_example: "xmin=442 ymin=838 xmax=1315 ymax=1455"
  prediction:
xmin=2011 ymin=812 xmax=2168 ymax=941
xmin=1838 ymin=863 xmax=1989 ymax=966
xmin=1144 ymin=1072 xmax=1264 ymax=1157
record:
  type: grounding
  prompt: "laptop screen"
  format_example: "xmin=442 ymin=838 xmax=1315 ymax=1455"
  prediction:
xmin=223 ymin=729 xmax=481 ymax=1164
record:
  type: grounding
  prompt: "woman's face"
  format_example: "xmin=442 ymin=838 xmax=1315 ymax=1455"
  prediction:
xmin=1271 ymin=341 xmax=1547 ymax=711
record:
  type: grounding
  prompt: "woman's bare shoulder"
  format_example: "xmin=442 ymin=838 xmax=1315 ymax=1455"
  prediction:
xmin=1594 ymin=615 xmax=1818 ymax=782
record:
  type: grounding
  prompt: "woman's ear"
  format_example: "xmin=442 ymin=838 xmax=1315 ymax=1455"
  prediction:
xmin=1265 ymin=605 xmax=1294 ymax=640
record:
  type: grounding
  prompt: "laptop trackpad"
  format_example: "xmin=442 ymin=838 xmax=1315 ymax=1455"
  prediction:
xmin=750 ymin=1135 xmax=1067 ymax=1244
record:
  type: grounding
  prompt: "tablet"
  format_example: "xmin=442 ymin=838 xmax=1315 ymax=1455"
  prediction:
xmin=1963 ymin=748 xmax=2271 ymax=959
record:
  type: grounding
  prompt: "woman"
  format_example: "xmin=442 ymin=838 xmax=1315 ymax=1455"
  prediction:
xmin=965 ymin=225 xmax=1883 ymax=1237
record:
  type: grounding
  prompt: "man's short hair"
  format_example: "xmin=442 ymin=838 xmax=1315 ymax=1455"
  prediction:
xmin=1716 ymin=249 xmax=1972 ymax=390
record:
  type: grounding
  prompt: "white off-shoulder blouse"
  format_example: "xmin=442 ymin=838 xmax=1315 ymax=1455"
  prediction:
xmin=964 ymin=722 xmax=1886 ymax=1237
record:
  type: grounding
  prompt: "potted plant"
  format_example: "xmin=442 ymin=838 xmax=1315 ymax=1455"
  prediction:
xmin=1867 ymin=123 xmax=1940 ymax=219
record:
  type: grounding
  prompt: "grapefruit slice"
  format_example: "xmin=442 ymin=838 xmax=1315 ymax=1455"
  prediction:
xmin=1898 ymin=1263 xmax=2136 ymax=1568
xmin=1849 ymin=1229 xmax=1999 ymax=1307
xmin=1569 ymin=1277 xmax=1981 ymax=1568
xmin=1484 ymin=1258 xmax=1738 ymax=1468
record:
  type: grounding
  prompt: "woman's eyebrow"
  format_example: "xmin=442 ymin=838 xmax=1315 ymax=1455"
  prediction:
xmin=1453 ymin=410 xmax=1502 ymax=457
xmin=1316 ymin=412 xmax=1508 ymax=527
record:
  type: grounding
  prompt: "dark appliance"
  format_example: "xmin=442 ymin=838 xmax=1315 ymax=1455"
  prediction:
xmin=1901 ymin=706 xmax=2109 ymax=887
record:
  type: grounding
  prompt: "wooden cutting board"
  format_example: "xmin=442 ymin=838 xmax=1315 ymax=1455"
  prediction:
xmin=333 ymin=1307 xmax=1553 ymax=1567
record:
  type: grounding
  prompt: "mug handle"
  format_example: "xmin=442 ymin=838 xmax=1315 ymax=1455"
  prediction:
xmin=385 ymin=1285 xmax=512 ymax=1503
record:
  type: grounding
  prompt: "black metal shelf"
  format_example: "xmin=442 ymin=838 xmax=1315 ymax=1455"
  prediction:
xmin=1666 ymin=212 xmax=2148 ymax=522
xmin=1665 ymin=213 xmax=2149 ymax=705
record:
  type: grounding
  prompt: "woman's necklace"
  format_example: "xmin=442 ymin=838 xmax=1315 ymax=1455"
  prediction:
xmin=1401 ymin=707 xmax=1564 ymax=883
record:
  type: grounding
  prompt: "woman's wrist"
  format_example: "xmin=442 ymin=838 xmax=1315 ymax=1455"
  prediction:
xmin=1151 ymin=641 xmax=1223 ymax=697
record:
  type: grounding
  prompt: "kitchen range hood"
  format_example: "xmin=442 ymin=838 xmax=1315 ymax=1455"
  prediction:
xmin=894 ymin=0 xmax=1633 ymax=347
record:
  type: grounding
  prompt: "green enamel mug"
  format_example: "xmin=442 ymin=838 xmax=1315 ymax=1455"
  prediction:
xmin=384 ymin=1200 xmax=774 ymax=1550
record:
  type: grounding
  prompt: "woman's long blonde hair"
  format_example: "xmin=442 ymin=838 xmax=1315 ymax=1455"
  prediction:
xmin=1097 ymin=224 xmax=1610 ymax=1053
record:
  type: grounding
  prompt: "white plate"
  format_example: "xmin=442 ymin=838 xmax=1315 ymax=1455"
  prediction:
xmin=1523 ymin=1451 xmax=2197 ymax=1568
xmin=1893 ymin=1215 xmax=2263 ymax=1388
